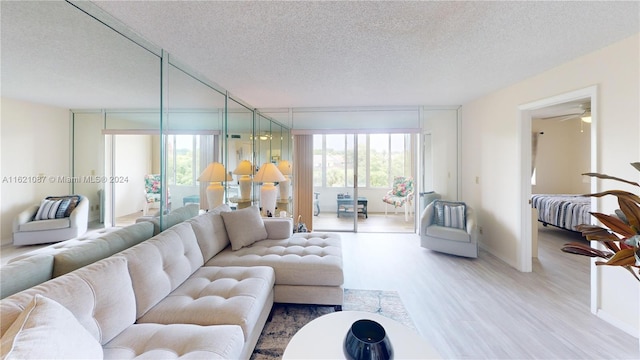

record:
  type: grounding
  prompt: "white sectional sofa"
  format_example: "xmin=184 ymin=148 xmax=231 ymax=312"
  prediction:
xmin=0 ymin=204 xmax=343 ymax=358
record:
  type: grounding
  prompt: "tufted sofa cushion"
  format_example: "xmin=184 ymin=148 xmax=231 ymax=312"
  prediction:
xmin=8 ymin=227 xmax=123 ymax=264
xmin=0 ymin=256 xmax=136 ymax=345
xmin=0 ymin=254 xmax=54 ymax=299
xmin=103 ymin=323 xmax=245 ymax=359
xmin=53 ymin=221 xmax=154 ymax=277
xmin=136 ymin=266 xmax=275 ymax=339
xmin=119 ymin=222 xmax=204 ymax=319
xmin=206 ymin=232 xmax=343 ymax=287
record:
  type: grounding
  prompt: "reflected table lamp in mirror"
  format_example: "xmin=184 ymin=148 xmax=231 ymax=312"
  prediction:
xmin=233 ymin=160 xmax=253 ymax=200
xmin=277 ymin=160 xmax=292 ymax=201
xmin=197 ymin=162 xmax=227 ymax=210
xmin=254 ymin=162 xmax=285 ymax=217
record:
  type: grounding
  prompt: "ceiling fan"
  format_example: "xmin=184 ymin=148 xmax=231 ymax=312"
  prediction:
xmin=538 ymin=103 xmax=592 ymax=123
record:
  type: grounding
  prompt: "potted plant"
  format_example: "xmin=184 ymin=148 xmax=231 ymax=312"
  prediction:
xmin=561 ymin=162 xmax=640 ymax=282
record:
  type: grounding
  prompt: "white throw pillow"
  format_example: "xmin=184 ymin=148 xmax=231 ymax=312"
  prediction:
xmin=221 ymin=205 xmax=268 ymax=250
xmin=0 ymin=294 xmax=103 ymax=359
xmin=210 ymin=203 xmax=232 ymax=215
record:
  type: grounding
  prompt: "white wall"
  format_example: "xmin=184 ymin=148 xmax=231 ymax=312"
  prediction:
xmin=532 ymin=118 xmax=591 ymax=194
xmin=0 ymin=98 xmax=71 ymax=245
xmin=73 ymin=112 xmax=104 ymax=222
xmin=114 ymin=135 xmax=152 ymax=217
xmin=422 ymin=109 xmax=459 ymax=201
xmin=461 ymin=34 xmax=639 ymax=337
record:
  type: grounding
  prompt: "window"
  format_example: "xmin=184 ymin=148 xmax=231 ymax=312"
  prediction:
xmin=167 ymin=134 xmax=200 ymax=186
xmin=313 ymin=133 xmax=412 ymax=188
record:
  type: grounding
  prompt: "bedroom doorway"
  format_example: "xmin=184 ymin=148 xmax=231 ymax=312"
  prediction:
xmin=518 ymin=85 xmax=598 ymax=307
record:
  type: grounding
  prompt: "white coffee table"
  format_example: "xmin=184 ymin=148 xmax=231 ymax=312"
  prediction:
xmin=282 ymin=310 xmax=440 ymax=359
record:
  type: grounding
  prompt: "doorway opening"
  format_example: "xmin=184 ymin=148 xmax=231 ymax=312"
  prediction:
xmin=518 ymin=85 xmax=598 ymax=307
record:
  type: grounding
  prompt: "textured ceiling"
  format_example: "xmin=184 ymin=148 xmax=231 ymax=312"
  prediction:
xmin=1 ymin=1 xmax=639 ymax=110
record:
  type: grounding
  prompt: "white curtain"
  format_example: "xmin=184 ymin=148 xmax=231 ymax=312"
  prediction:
xmin=199 ymin=134 xmax=218 ymax=209
xmin=531 ymin=132 xmax=540 ymax=176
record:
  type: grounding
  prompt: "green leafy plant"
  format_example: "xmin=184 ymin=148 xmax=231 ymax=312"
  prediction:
xmin=561 ymin=162 xmax=640 ymax=282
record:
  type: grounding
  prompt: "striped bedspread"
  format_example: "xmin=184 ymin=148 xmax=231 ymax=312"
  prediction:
xmin=531 ymin=194 xmax=592 ymax=232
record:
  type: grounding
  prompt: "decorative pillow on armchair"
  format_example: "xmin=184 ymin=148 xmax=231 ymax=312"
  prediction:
xmin=433 ymin=200 xmax=466 ymax=230
xmin=34 ymin=195 xmax=82 ymax=220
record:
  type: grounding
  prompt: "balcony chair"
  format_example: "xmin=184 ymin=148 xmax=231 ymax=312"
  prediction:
xmin=143 ymin=174 xmax=170 ymax=215
xmin=420 ymin=200 xmax=478 ymax=258
xmin=382 ymin=176 xmax=414 ymax=221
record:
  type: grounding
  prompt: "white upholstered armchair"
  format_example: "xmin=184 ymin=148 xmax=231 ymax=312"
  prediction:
xmin=420 ymin=200 xmax=478 ymax=258
xmin=13 ymin=195 xmax=89 ymax=246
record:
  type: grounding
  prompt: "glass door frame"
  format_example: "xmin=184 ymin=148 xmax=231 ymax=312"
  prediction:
xmin=314 ymin=133 xmax=360 ymax=232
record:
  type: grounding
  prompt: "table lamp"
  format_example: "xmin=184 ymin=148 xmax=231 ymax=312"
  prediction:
xmin=277 ymin=160 xmax=292 ymax=201
xmin=197 ymin=162 xmax=227 ymax=210
xmin=254 ymin=162 xmax=285 ymax=216
xmin=233 ymin=160 xmax=253 ymax=200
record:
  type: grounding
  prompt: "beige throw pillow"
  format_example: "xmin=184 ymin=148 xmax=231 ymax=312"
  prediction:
xmin=221 ymin=205 xmax=268 ymax=250
xmin=0 ymin=294 xmax=103 ymax=359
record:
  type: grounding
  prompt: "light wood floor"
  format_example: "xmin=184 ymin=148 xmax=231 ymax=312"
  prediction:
xmin=312 ymin=211 xmax=416 ymax=233
xmin=2 ymin=222 xmax=638 ymax=357
xmin=342 ymin=224 xmax=639 ymax=359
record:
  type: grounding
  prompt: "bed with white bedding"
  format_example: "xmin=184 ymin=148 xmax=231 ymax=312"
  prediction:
xmin=531 ymin=194 xmax=592 ymax=232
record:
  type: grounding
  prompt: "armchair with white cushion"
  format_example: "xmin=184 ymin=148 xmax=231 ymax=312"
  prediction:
xmin=420 ymin=200 xmax=478 ymax=258
xmin=12 ymin=195 xmax=89 ymax=246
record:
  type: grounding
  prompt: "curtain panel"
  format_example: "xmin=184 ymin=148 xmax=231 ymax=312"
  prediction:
xmin=293 ymin=135 xmax=313 ymax=230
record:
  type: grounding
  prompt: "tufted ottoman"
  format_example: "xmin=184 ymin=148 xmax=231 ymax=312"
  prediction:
xmin=205 ymin=232 xmax=344 ymax=309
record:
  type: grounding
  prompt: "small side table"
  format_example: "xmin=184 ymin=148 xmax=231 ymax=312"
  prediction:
xmin=283 ymin=311 xmax=439 ymax=359
xmin=182 ymin=195 xmax=200 ymax=206
xmin=336 ymin=197 xmax=368 ymax=218
xmin=276 ymin=199 xmax=290 ymax=214
xmin=234 ymin=199 xmax=252 ymax=210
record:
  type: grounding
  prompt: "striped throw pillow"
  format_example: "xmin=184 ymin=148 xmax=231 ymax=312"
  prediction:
xmin=433 ymin=200 xmax=466 ymax=230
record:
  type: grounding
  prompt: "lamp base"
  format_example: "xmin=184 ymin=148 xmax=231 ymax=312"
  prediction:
xmin=260 ymin=182 xmax=278 ymax=216
xmin=206 ymin=182 xmax=224 ymax=210
xmin=238 ymin=175 xmax=252 ymax=200
xmin=278 ymin=178 xmax=290 ymax=201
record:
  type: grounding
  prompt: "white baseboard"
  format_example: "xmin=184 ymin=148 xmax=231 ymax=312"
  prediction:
xmin=596 ymin=309 xmax=639 ymax=339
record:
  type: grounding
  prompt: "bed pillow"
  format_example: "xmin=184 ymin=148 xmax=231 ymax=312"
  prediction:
xmin=0 ymin=294 xmax=103 ymax=359
xmin=220 ymin=205 xmax=268 ymax=250
xmin=433 ymin=200 xmax=466 ymax=230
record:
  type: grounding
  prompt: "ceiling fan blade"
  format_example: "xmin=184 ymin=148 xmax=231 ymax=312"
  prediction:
xmin=537 ymin=113 xmax=582 ymax=121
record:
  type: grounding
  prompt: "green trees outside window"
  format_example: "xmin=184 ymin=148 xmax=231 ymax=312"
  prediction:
xmin=314 ymin=133 xmax=412 ymax=189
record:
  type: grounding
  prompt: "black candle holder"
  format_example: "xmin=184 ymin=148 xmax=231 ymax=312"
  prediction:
xmin=343 ymin=319 xmax=393 ymax=360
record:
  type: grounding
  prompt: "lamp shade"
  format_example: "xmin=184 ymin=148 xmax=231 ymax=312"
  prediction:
xmin=233 ymin=160 xmax=254 ymax=176
xmin=197 ymin=162 xmax=227 ymax=183
xmin=254 ymin=163 xmax=285 ymax=184
xmin=277 ymin=160 xmax=292 ymax=176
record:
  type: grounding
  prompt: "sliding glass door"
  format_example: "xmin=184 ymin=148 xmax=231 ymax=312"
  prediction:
xmin=313 ymin=132 xmax=415 ymax=233
xmin=313 ymin=134 xmax=359 ymax=231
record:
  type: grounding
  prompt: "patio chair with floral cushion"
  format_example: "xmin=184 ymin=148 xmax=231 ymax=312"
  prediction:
xmin=382 ymin=176 xmax=414 ymax=221
xmin=143 ymin=174 xmax=170 ymax=215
